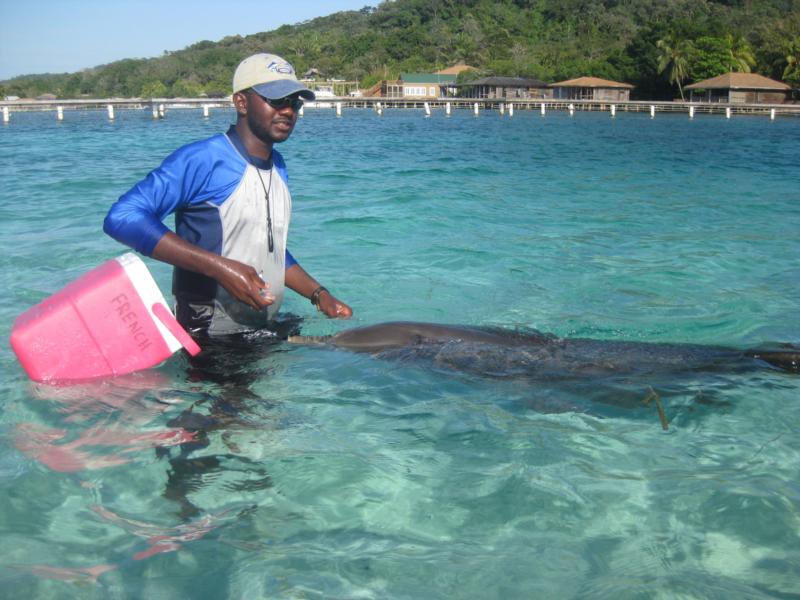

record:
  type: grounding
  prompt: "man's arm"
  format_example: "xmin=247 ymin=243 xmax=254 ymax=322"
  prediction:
xmin=152 ymin=232 xmax=273 ymax=311
xmin=104 ymin=140 xmax=274 ymax=311
xmin=285 ymin=263 xmax=352 ymax=318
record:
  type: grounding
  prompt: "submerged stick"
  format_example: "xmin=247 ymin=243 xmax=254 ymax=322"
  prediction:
xmin=643 ymin=387 xmax=669 ymax=431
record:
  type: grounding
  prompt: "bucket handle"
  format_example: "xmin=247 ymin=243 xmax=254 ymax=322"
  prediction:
xmin=151 ymin=303 xmax=201 ymax=356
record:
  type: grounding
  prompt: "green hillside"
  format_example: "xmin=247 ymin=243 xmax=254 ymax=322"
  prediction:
xmin=2 ymin=0 xmax=799 ymax=100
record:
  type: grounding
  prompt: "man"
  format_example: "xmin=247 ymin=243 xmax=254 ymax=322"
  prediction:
xmin=104 ymin=53 xmax=352 ymax=336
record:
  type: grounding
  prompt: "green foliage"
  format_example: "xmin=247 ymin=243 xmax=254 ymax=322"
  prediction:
xmin=455 ymin=68 xmax=482 ymax=84
xmin=689 ymin=35 xmax=755 ymax=80
xmin=750 ymin=12 xmax=800 ymax=81
xmin=783 ymin=37 xmax=800 ymax=84
xmin=172 ymin=78 xmax=204 ymax=98
xmin=141 ymin=81 xmax=168 ymax=98
xmin=2 ymin=0 xmax=798 ymax=100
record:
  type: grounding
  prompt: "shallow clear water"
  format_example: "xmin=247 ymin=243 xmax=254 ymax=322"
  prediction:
xmin=1 ymin=106 xmax=799 ymax=598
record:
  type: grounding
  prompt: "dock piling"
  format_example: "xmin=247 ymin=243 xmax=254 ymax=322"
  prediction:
xmin=336 ymin=102 xmax=342 ymax=117
xmin=107 ymin=104 xmax=115 ymax=120
xmin=57 ymin=106 xmax=64 ymax=121
xmin=770 ymin=108 xmax=776 ymax=121
xmin=650 ymin=105 xmax=655 ymax=118
xmin=540 ymin=103 xmax=546 ymax=116
xmin=474 ymin=102 xmax=479 ymax=116
xmin=202 ymin=104 xmax=210 ymax=118
xmin=2 ymin=107 xmax=8 ymax=123
xmin=725 ymin=107 xmax=731 ymax=119
xmin=689 ymin=105 xmax=695 ymax=119
xmin=508 ymin=103 xmax=514 ymax=117
xmin=610 ymin=104 xmax=616 ymax=117
xmin=446 ymin=102 xmax=451 ymax=116
xmin=499 ymin=103 xmax=505 ymax=116
xmin=424 ymin=102 xmax=431 ymax=117
xmin=568 ymin=103 xmax=574 ymax=116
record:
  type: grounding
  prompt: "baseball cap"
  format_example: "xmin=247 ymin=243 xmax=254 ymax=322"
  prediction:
xmin=232 ymin=53 xmax=315 ymax=100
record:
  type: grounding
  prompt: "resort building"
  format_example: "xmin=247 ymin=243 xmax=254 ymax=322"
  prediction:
xmin=550 ymin=77 xmax=634 ymax=102
xmin=363 ymin=73 xmax=458 ymax=99
xmin=400 ymin=73 xmax=458 ymax=98
xmin=455 ymin=76 xmax=551 ymax=100
xmin=685 ymin=72 xmax=792 ymax=104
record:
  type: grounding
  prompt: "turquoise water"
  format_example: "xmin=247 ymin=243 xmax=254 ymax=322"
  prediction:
xmin=1 ymin=106 xmax=799 ymax=598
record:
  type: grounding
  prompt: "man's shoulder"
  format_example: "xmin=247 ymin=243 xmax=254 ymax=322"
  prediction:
xmin=167 ymin=132 xmax=244 ymax=167
xmin=272 ymin=149 xmax=288 ymax=180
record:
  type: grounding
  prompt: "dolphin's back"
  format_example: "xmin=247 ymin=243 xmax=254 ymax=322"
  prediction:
xmin=288 ymin=321 xmax=800 ymax=376
xmin=325 ymin=321 xmax=550 ymax=351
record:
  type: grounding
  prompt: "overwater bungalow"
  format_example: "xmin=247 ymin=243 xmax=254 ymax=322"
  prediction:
xmin=363 ymin=73 xmax=457 ymax=99
xmin=685 ymin=73 xmax=792 ymax=104
xmin=455 ymin=76 xmax=551 ymax=100
xmin=550 ymin=77 xmax=634 ymax=102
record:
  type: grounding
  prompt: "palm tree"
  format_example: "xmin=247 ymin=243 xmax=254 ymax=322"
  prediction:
xmin=782 ymin=37 xmax=800 ymax=84
xmin=723 ymin=34 xmax=756 ymax=72
xmin=656 ymin=35 xmax=693 ymax=101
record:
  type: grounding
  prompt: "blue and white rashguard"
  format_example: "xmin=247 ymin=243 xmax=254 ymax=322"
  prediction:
xmin=104 ymin=126 xmax=298 ymax=335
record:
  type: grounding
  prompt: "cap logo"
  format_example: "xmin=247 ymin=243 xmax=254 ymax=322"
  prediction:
xmin=266 ymin=61 xmax=294 ymax=75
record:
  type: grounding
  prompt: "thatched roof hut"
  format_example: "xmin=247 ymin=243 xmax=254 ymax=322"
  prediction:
xmin=685 ymin=73 xmax=791 ymax=104
xmin=550 ymin=77 xmax=634 ymax=102
xmin=456 ymin=76 xmax=550 ymax=99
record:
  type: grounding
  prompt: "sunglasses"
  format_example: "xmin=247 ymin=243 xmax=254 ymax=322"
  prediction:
xmin=251 ymin=91 xmax=304 ymax=111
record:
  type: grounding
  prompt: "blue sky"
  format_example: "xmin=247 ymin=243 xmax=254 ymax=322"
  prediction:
xmin=0 ymin=0 xmax=372 ymax=80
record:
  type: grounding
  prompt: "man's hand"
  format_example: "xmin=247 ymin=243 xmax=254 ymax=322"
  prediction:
xmin=214 ymin=256 xmax=275 ymax=310
xmin=152 ymin=232 xmax=274 ymax=311
xmin=285 ymin=263 xmax=354 ymax=319
xmin=316 ymin=290 xmax=353 ymax=319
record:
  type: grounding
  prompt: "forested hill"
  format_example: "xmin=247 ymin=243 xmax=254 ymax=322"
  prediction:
xmin=3 ymin=0 xmax=799 ymax=101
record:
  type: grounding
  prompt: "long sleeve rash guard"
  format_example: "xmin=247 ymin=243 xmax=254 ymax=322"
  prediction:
xmin=104 ymin=126 xmax=298 ymax=335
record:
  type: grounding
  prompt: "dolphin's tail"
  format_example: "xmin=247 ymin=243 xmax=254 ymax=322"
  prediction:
xmin=747 ymin=348 xmax=800 ymax=373
xmin=287 ymin=335 xmax=332 ymax=346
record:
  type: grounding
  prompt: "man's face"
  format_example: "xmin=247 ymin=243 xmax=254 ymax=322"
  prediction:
xmin=242 ymin=91 xmax=301 ymax=144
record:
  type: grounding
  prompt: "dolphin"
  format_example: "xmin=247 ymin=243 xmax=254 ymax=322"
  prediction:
xmin=288 ymin=321 xmax=800 ymax=378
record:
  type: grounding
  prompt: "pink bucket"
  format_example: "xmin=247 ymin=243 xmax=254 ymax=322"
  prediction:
xmin=10 ymin=253 xmax=200 ymax=383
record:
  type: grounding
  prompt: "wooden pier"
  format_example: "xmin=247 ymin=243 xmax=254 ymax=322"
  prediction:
xmin=2 ymin=96 xmax=799 ymax=122
xmin=343 ymin=98 xmax=800 ymax=119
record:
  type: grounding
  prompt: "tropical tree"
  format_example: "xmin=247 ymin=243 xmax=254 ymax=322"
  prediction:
xmin=722 ymin=34 xmax=756 ymax=72
xmin=783 ymin=36 xmax=800 ymax=84
xmin=288 ymin=31 xmax=322 ymax=64
xmin=690 ymin=35 xmax=757 ymax=80
xmin=171 ymin=78 xmax=203 ymax=98
xmin=141 ymin=81 xmax=168 ymax=98
xmin=656 ymin=35 xmax=692 ymax=100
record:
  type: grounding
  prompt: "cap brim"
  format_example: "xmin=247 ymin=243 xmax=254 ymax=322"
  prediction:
xmin=250 ymin=80 xmax=315 ymax=101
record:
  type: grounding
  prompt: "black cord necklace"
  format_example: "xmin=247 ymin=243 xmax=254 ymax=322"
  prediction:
xmin=252 ymin=159 xmax=275 ymax=253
